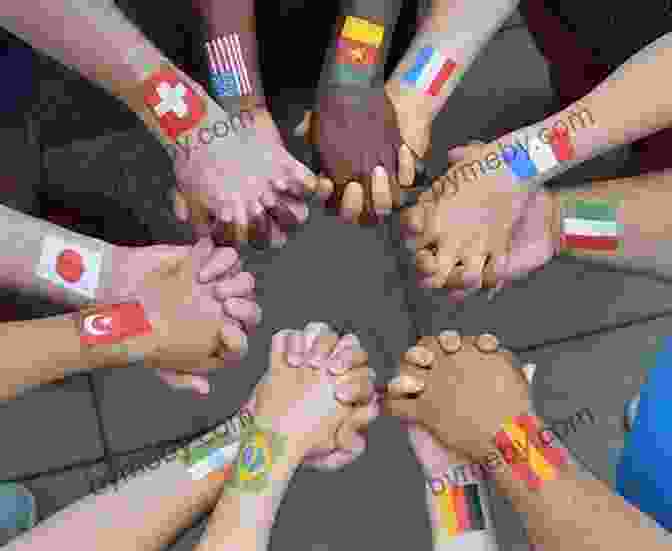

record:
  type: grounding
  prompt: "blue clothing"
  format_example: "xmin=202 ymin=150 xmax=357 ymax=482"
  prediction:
xmin=616 ymin=336 xmax=672 ymax=531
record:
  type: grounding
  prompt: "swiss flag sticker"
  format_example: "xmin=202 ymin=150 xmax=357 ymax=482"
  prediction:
xmin=143 ymin=67 xmax=206 ymax=141
xmin=80 ymin=302 xmax=153 ymax=345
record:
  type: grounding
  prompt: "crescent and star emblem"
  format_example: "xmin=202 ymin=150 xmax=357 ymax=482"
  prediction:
xmin=83 ymin=314 xmax=113 ymax=336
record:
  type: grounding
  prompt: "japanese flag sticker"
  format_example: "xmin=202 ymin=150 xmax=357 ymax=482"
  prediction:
xmin=36 ymin=235 xmax=102 ymax=299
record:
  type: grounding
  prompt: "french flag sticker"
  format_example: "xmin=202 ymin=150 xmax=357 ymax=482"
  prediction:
xmin=402 ymin=45 xmax=457 ymax=96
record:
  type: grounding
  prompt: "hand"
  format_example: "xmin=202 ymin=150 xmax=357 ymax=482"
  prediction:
xmin=97 ymin=238 xmax=261 ymax=393
xmin=295 ymin=86 xmax=420 ymax=224
xmin=401 ymin=141 xmax=536 ymax=291
xmin=170 ymin=84 xmax=316 ymax=248
xmin=382 ymin=331 xmax=531 ymax=460
xmin=252 ymin=322 xmax=378 ymax=464
xmin=407 ymin=180 xmax=558 ymax=300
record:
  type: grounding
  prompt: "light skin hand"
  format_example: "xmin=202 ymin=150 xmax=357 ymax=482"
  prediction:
xmin=401 ymin=141 xmax=535 ymax=291
xmin=100 ymin=237 xmax=261 ymax=393
xmin=382 ymin=331 xmax=531 ymax=461
xmin=294 ymin=84 xmax=428 ymax=224
xmin=170 ymin=81 xmax=316 ymax=248
xmin=407 ymin=143 xmax=558 ymax=299
xmin=253 ymin=322 xmax=378 ymax=462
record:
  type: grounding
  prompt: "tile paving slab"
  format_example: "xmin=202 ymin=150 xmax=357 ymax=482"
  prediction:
xmin=521 ymin=316 xmax=672 ymax=487
xmin=0 ymin=375 xmax=104 ymax=481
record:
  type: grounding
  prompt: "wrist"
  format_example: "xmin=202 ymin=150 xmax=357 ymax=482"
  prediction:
xmin=548 ymin=189 xmax=564 ymax=256
xmin=385 ymin=79 xmax=435 ymax=126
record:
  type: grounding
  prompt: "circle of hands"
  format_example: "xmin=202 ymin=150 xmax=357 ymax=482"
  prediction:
xmin=97 ymin=74 xmax=558 ymax=470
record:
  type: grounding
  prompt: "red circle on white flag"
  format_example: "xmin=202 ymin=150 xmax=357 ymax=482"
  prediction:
xmin=56 ymin=249 xmax=84 ymax=282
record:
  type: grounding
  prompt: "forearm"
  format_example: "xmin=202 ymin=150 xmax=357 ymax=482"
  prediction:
xmin=0 ymin=1 xmax=162 ymax=117
xmin=195 ymin=418 xmax=301 ymax=551
xmin=486 ymin=31 xmax=672 ymax=190
xmin=0 ymin=1 xmax=206 ymax=150
xmin=3 ymin=408 xmax=253 ymax=551
xmin=486 ymin=415 xmax=671 ymax=551
xmin=425 ymin=463 xmax=499 ymax=550
xmin=316 ymin=0 xmax=404 ymax=95
xmin=549 ymin=170 xmax=672 ymax=277
xmin=0 ymin=313 xmax=125 ymax=401
xmin=192 ymin=0 xmax=265 ymax=112
xmin=0 ymin=204 xmax=115 ymax=308
xmin=387 ymin=0 xmax=519 ymax=122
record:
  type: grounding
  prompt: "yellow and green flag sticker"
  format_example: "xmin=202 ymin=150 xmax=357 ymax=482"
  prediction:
xmin=228 ymin=418 xmax=287 ymax=494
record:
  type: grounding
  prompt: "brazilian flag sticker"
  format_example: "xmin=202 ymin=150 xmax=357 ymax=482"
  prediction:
xmin=230 ymin=418 xmax=286 ymax=493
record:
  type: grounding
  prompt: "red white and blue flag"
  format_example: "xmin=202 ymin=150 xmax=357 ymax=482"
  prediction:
xmin=205 ymin=34 xmax=253 ymax=98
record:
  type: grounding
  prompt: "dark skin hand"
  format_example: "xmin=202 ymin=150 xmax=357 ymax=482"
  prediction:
xmin=305 ymin=87 xmax=416 ymax=224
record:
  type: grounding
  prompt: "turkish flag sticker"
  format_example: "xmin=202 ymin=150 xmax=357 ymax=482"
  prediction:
xmin=80 ymin=302 xmax=153 ymax=345
xmin=143 ymin=66 xmax=206 ymax=141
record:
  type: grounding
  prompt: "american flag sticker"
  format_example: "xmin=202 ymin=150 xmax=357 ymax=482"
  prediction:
xmin=205 ymin=34 xmax=253 ymax=98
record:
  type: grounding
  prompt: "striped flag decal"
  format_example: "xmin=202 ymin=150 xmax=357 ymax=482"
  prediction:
xmin=561 ymin=198 xmax=622 ymax=254
xmin=341 ymin=16 xmax=385 ymax=47
xmin=205 ymin=33 xmax=252 ymax=97
xmin=495 ymin=415 xmax=568 ymax=490
xmin=435 ymin=483 xmax=486 ymax=535
xmin=503 ymin=127 xmax=575 ymax=181
xmin=402 ymin=45 xmax=458 ymax=96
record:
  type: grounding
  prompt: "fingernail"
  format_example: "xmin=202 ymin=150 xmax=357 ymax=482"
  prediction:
xmin=405 ymin=346 xmax=434 ymax=367
xmin=438 ymin=330 xmax=462 ymax=353
xmin=336 ymin=387 xmax=354 ymax=402
xmin=389 ymin=375 xmax=424 ymax=394
xmin=475 ymin=333 xmax=499 ymax=353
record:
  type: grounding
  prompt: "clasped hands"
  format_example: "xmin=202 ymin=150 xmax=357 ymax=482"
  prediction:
xmin=245 ymin=322 xmax=537 ymax=475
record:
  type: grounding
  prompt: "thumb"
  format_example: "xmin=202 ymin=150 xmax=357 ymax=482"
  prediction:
xmin=172 ymin=188 xmax=189 ymax=221
xmin=335 ymin=401 xmax=378 ymax=452
xmin=177 ymin=190 xmax=212 ymax=237
xmin=189 ymin=236 xmax=215 ymax=274
xmin=381 ymin=374 xmax=424 ymax=421
xmin=293 ymin=110 xmax=313 ymax=139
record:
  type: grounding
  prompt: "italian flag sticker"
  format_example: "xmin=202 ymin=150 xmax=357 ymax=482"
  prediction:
xmin=36 ymin=235 xmax=102 ymax=299
xmin=561 ymin=198 xmax=622 ymax=254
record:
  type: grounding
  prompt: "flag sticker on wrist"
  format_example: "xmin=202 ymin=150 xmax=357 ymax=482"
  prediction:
xmin=205 ymin=34 xmax=253 ymax=98
xmin=143 ymin=65 xmax=206 ymax=141
xmin=495 ymin=415 xmax=568 ymax=490
xmin=503 ymin=127 xmax=575 ymax=181
xmin=561 ymin=197 xmax=622 ymax=255
xmin=79 ymin=302 xmax=152 ymax=345
xmin=434 ymin=482 xmax=486 ymax=536
xmin=402 ymin=45 xmax=458 ymax=96
xmin=331 ymin=16 xmax=384 ymax=86
xmin=37 ymin=235 xmax=102 ymax=299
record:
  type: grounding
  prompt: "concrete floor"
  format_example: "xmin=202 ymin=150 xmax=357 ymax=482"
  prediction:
xmin=0 ymin=9 xmax=667 ymax=551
